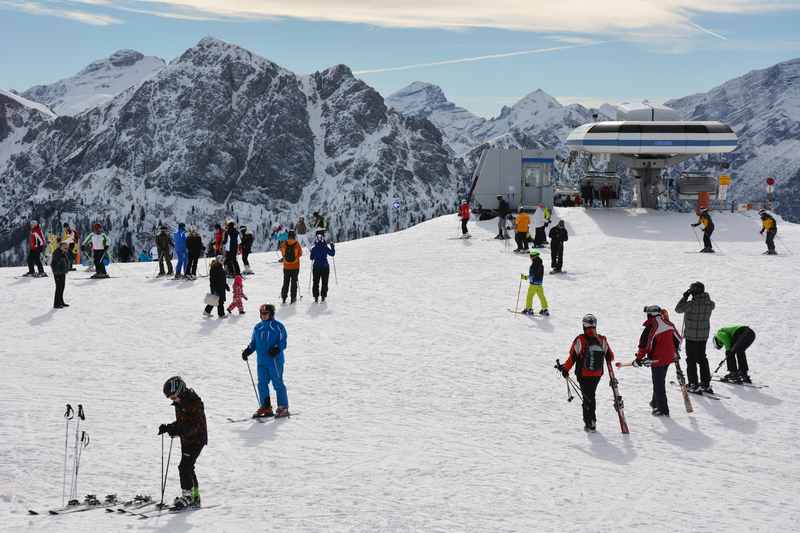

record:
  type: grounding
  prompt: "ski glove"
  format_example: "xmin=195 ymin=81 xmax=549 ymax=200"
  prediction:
xmin=556 ymin=364 xmax=569 ymax=378
xmin=158 ymin=424 xmax=168 ymax=435
xmin=268 ymin=345 xmax=280 ymax=357
xmin=683 ymin=290 xmax=692 ymax=299
xmin=241 ymin=347 xmax=254 ymax=361
xmin=632 ymin=359 xmax=643 ymax=367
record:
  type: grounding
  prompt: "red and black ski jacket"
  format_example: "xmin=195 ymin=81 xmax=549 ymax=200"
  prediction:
xmin=563 ymin=331 xmax=615 ymax=378
xmin=636 ymin=315 xmax=681 ymax=367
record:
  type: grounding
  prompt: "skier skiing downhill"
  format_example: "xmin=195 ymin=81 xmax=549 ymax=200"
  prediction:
xmin=759 ymin=209 xmax=778 ymax=255
xmin=548 ymin=220 xmax=568 ymax=273
xmin=557 ymin=314 xmax=616 ymax=432
xmin=241 ymin=304 xmax=290 ymax=418
xmin=634 ymin=305 xmax=682 ymax=416
xmin=520 ymin=249 xmax=549 ymax=316
xmin=24 ymin=220 xmax=47 ymax=277
xmin=173 ymin=223 xmax=188 ymax=279
xmin=691 ymin=209 xmax=715 ymax=253
xmin=713 ymin=325 xmax=757 ymax=383
xmin=158 ymin=376 xmax=207 ymax=510
xmin=675 ymin=281 xmax=715 ymax=394
xmin=309 ymin=234 xmax=335 ymax=303
xmin=458 ymin=199 xmax=471 ymax=238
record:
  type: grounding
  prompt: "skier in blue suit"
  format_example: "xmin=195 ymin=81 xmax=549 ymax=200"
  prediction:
xmin=241 ymin=304 xmax=290 ymax=418
xmin=174 ymin=223 xmax=188 ymax=278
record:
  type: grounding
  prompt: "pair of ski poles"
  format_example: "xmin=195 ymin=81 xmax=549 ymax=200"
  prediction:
xmin=62 ymin=404 xmax=88 ymax=505
xmin=554 ymin=359 xmax=583 ymax=403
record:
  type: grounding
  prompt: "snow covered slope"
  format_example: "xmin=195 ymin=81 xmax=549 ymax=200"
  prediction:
xmin=22 ymin=50 xmax=165 ymax=116
xmin=2 ymin=208 xmax=798 ymax=531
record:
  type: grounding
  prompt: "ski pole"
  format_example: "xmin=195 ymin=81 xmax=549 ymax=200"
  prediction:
xmin=691 ymin=226 xmax=702 ymax=248
xmin=307 ymin=268 xmax=313 ymax=296
xmin=555 ymin=359 xmax=576 ymax=402
xmin=62 ymin=404 xmax=74 ymax=506
xmin=332 ymin=256 xmax=338 ymax=285
xmin=713 ymin=358 xmax=726 ymax=374
xmin=160 ymin=436 xmax=174 ymax=508
xmin=514 ymin=277 xmax=523 ymax=316
xmin=245 ymin=359 xmax=261 ymax=406
xmin=70 ymin=404 xmax=84 ymax=499
xmin=73 ymin=431 xmax=89 ymax=500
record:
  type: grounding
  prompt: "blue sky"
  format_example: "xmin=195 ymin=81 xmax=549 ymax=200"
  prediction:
xmin=1 ymin=1 xmax=799 ymax=117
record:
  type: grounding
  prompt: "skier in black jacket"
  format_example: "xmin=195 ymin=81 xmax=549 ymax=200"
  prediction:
xmin=186 ymin=227 xmax=204 ymax=279
xmin=51 ymin=240 xmax=71 ymax=308
xmin=159 ymin=376 xmax=207 ymax=510
xmin=239 ymin=226 xmax=254 ymax=274
xmin=548 ymin=220 xmax=568 ymax=273
xmin=223 ymin=221 xmax=240 ymax=276
xmin=495 ymin=195 xmax=510 ymax=239
xmin=203 ymin=257 xmax=229 ymax=318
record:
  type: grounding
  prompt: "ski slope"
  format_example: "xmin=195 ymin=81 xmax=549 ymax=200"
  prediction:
xmin=1 ymin=208 xmax=799 ymax=532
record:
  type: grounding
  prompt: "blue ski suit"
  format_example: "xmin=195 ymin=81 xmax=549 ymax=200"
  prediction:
xmin=174 ymin=228 xmax=188 ymax=275
xmin=247 ymin=318 xmax=289 ymax=408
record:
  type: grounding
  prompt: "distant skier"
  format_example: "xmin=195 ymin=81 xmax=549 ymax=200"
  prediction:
xmin=227 ymin=274 xmax=248 ymax=315
xmin=310 ymin=234 xmax=335 ymax=303
xmin=173 ymin=223 xmax=188 ymax=279
xmin=213 ymin=223 xmax=223 ymax=255
xmin=692 ymin=209 xmax=715 ymax=252
xmin=158 ymin=376 xmax=207 ymax=510
xmin=675 ymin=281 xmax=715 ymax=394
xmin=279 ymin=231 xmax=302 ymax=304
xmin=557 ymin=314 xmax=616 ymax=432
xmin=532 ymin=204 xmax=548 ymax=247
xmin=514 ymin=208 xmax=530 ymax=252
xmin=311 ymin=211 xmax=327 ymax=237
xmin=61 ymin=222 xmax=78 ymax=269
xmin=24 ymin=220 xmax=46 ymax=277
xmin=241 ymin=303 xmax=290 ymax=418
xmin=759 ymin=209 xmax=777 ymax=255
xmin=239 ymin=225 xmax=254 ymax=274
xmin=186 ymin=227 xmax=204 ymax=279
xmin=82 ymin=223 xmax=110 ymax=278
xmin=634 ymin=305 xmax=681 ymax=416
xmin=51 ymin=239 xmax=71 ymax=309
xmin=203 ymin=256 xmax=229 ymax=318
xmin=458 ymin=199 xmax=471 ymax=238
xmin=495 ymin=195 xmax=510 ymax=239
xmin=156 ymin=226 xmax=174 ymax=277
xmin=223 ymin=221 xmax=240 ymax=276
xmin=519 ymin=249 xmax=549 ymax=316
xmin=295 ymin=217 xmax=309 ymax=250
xmin=548 ymin=220 xmax=568 ymax=273
xmin=713 ymin=325 xmax=756 ymax=384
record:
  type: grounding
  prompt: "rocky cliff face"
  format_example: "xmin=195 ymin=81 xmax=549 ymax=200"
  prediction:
xmin=0 ymin=38 xmax=463 ymax=265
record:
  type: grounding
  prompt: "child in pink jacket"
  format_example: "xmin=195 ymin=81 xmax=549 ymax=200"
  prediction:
xmin=227 ymin=275 xmax=248 ymax=315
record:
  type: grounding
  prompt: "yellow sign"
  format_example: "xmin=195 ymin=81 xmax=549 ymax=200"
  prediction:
xmin=719 ymin=175 xmax=732 ymax=185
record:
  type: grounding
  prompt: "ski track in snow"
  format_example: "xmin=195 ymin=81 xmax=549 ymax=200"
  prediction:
xmin=1 ymin=208 xmax=799 ymax=532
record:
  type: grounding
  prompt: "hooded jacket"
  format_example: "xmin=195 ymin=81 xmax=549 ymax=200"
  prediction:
xmin=636 ymin=315 xmax=681 ymax=367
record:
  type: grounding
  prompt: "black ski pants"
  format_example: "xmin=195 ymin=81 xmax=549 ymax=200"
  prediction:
xmin=685 ymin=339 xmax=711 ymax=387
xmin=726 ymin=327 xmax=755 ymax=374
xmin=497 ymin=217 xmax=508 ymax=238
xmin=651 ymin=365 xmax=669 ymax=415
xmin=766 ymin=229 xmax=776 ymax=253
xmin=534 ymin=226 xmax=546 ymax=246
xmin=188 ymin=254 xmax=200 ymax=276
xmin=158 ymin=249 xmax=173 ymax=275
xmin=53 ymin=273 xmax=66 ymax=307
xmin=578 ymin=375 xmax=600 ymax=426
xmin=178 ymin=445 xmax=203 ymax=491
xmin=93 ymin=249 xmax=107 ymax=276
xmin=514 ymin=231 xmax=529 ymax=251
xmin=550 ymin=243 xmax=563 ymax=271
xmin=460 ymin=219 xmax=468 ymax=235
xmin=703 ymin=228 xmax=713 ymax=250
xmin=204 ymin=301 xmax=225 ymax=317
xmin=281 ymin=269 xmax=299 ymax=302
xmin=27 ymin=249 xmax=44 ymax=275
xmin=224 ymin=251 xmax=240 ymax=276
xmin=242 ymin=249 xmax=250 ymax=267
xmin=312 ymin=266 xmax=330 ymax=299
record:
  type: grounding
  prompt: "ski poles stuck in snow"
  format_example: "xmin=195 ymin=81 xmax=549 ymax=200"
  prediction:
xmin=62 ymin=404 xmax=74 ymax=506
xmin=160 ymin=433 xmax=174 ymax=508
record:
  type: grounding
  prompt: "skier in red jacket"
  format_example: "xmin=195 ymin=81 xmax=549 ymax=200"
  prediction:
xmin=557 ymin=314 xmax=616 ymax=432
xmin=25 ymin=220 xmax=47 ymax=277
xmin=634 ymin=305 xmax=682 ymax=416
xmin=458 ymin=199 xmax=471 ymax=238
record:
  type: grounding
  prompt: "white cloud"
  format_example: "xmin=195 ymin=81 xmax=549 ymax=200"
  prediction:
xmin=0 ymin=0 xmax=121 ymax=25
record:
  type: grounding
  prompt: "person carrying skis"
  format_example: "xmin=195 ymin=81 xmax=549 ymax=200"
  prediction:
xmin=692 ymin=209 xmax=715 ymax=253
xmin=24 ymin=220 xmax=47 ymax=277
xmin=532 ymin=204 xmax=547 ymax=247
xmin=548 ymin=220 xmax=568 ymax=273
xmin=223 ymin=221 xmax=240 ymax=276
xmin=203 ymin=256 xmax=229 ymax=318
xmin=51 ymin=239 xmax=71 ymax=309
xmin=173 ymin=223 xmax=188 ymax=279
xmin=310 ymin=234 xmax=335 ymax=303
xmin=675 ymin=281 xmax=715 ymax=394
xmin=186 ymin=227 xmax=204 ymax=279
xmin=634 ymin=305 xmax=681 ymax=416
xmin=759 ymin=209 xmax=777 ymax=255
xmin=279 ymin=231 xmax=302 ymax=303
xmin=156 ymin=226 xmax=174 ymax=277
xmin=82 ymin=223 xmax=110 ymax=278
xmin=239 ymin=225 xmax=254 ymax=274
xmin=158 ymin=376 xmax=207 ymax=510
xmin=557 ymin=314 xmax=616 ymax=431
xmin=458 ymin=199 xmax=471 ymax=238
xmin=241 ymin=304 xmax=290 ymax=418
xmin=514 ymin=208 xmax=530 ymax=252
xmin=227 ymin=274 xmax=248 ymax=315
xmin=520 ymin=249 xmax=549 ymax=316
xmin=495 ymin=195 xmax=510 ymax=239
xmin=712 ymin=325 xmax=756 ymax=383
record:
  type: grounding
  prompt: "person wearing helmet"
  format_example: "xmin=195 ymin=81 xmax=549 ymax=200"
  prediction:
xmin=634 ymin=305 xmax=682 ymax=416
xmin=548 ymin=220 xmax=568 ymax=273
xmin=81 ymin=223 xmax=110 ymax=278
xmin=310 ymin=233 xmax=335 ymax=303
xmin=458 ymin=199 xmax=471 ymax=238
xmin=675 ymin=281 xmax=715 ymax=394
xmin=24 ymin=220 xmax=47 ymax=277
xmin=712 ymin=325 xmax=756 ymax=383
xmin=155 ymin=226 xmax=174 ymax=277
xmin=495 ymin=195 xmax=510 ymax=239
xmin=557 ymin=314 xmax=616 ymax=432
xmin=158 ymin=376 xmax=207 ymax=510
xmin=519 ymin=249 xmax=549 ymax=316
xmin=691 ymin=209 xmax=715 ymax=253
xmin=241 ymin=304 xmax=290 ymax=418
xmin=759 ymin=209 xmax=777 ymax=255
xmin=514 ymin=208 xmax=531 ymax=252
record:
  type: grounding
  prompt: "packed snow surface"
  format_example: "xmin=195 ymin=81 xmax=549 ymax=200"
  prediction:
xmin=1 ymin=208 xmax=799 ymax=532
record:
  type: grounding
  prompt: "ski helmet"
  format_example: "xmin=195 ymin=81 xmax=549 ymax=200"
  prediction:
xmin=582 ymin=314 xmax=597 ymax=328
xmin=163 ymin=376 xmax=186 ymax=398
xmin=259 ymin=303 xmax=275 ymax=318
xmin=529 ymin=249 xmax=540 ymax=257
xmin=643 ymin=305 xmax=661 ymax=317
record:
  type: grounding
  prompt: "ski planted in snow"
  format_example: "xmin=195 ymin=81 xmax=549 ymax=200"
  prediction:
xmin=672 ymin=356 xmax=694 ymax=413
xmin=606 ymin=359 xmax=630 ymax=434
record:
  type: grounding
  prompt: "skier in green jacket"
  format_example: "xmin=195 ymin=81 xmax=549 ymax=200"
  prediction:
xmin=712 ymin=325 xmax=756 ymax=383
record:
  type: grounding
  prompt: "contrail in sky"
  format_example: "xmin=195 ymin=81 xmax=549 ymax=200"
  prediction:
xmin=687 ymin=21 xmax=727 ymax=40
xmin=353 ymin=42 xmax=606 ymax=75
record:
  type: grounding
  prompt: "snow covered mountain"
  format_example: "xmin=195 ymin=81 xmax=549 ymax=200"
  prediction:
xmin=21 ymin=50 xmax=165 ymax=116
xmin=667 ymin=58 xmax=800 ymax=220
xmin=0 ymin=38 xmax=463 ymax=266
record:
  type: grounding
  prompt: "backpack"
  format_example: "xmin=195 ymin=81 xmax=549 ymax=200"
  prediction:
xmin=283 ymin=242 xmax=296 ymax=262
xmin=581 ymin=336 xmax=606 ymax=373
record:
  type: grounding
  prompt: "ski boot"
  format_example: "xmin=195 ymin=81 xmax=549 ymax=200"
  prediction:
xmin=172 ymin=490 xmax=196 ymax=510
xmin=275 ymin=406 xmax=291 ymax=418
xmin=687 ymin=383 xmax=701 ymax=394
xmin=321 ymin=297 xmax=326 ymax=303
xmin=651 ymin=408 xmax=669 ymax=417
xmin=539 ymin=309 xmax=550 ymax=316
xmin=191 ymin=487 xmax=201 ymax=507
xmin=700 ymin=384 xmax=715 ymax=394
xmin=521 ymin=308 xmax=533 ymax=315
xmin=740 ymin=373 xmax=752 ymax=384
xmin=314 ymin=297 xmax=318 ymax=303
xmin=253 ymin=405 xmax=274 ymax=418
xmin=720 ymin=371 xmax=742 ymax=384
